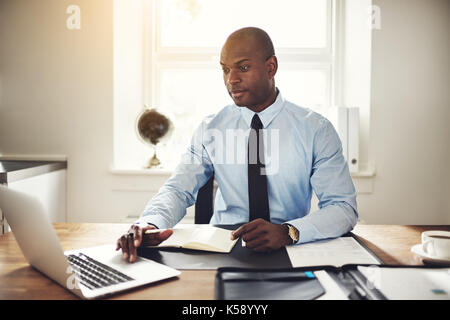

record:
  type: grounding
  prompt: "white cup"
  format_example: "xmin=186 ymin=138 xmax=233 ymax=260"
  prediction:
xmin=421 ymin=231 xmax=450 ymax=259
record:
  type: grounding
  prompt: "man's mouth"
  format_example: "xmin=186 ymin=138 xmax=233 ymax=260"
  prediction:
xmin=231 ymin=89 xmax=247 ymax=99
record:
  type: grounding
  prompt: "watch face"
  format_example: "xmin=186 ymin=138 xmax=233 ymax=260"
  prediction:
xmin=289 ymin=226 xmax=299 ymax=242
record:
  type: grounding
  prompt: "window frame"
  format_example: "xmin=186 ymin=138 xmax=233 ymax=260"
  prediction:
xmin=118 ymin=0 xmax=349 ymax=172
xmin=113 ymin=0 xmax=375 ymax=180
xmin=153 ymin=0 xmax=333 ymax=56
xmin=144 ymin=0 xmax=342 ymax=111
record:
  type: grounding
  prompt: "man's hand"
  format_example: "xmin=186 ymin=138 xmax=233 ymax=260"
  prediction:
xmin=231 ymin=218 xmax=292 ymax=253
xmin=116 ymin=224 xmax=173 ymax=263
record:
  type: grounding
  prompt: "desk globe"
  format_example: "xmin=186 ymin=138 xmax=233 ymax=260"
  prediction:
xmin=136 ymin=108 xmax=174 ymax=168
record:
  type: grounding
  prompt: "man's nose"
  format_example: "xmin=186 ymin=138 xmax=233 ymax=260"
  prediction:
xmin=227 ymin=69 xmax=241 ymax=85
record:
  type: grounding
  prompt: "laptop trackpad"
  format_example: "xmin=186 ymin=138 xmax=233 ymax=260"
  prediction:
xmin=65 ymin=244 xmax=181 ymax=281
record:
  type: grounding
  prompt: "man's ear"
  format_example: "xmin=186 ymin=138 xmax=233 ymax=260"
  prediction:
xmin=266 ymin=55 xmax=278 ymax=79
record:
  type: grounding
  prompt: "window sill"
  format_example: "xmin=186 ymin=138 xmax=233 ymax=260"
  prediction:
xmin=109 ymin=166 xmax=174 ymax=176
xmin=350 ymin=163 xmax=376 ymax=178
xmin=110 ymin=163 xmax=376 ymax=195
xmin=351 ymin=163 xmax=376 ymax=195
xmin=110 ymin=163 xmax=376 ymax=178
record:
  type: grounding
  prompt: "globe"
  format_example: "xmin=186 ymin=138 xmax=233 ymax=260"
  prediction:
xmin=136 ymin=108 xmax=174 ymax=168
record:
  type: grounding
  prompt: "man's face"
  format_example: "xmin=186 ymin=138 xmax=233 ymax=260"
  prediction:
xmin=220 ymin=37 xmax=276 ymax=109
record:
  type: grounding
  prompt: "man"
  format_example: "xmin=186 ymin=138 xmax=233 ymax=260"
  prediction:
xmin=117 ymin=27 xmax=358 ymax=263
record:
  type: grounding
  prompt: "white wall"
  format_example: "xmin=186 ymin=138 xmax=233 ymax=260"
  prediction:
xmin=113 ymin=0 xmax=146 ymax=170
xmin=358 ymin=0 xmax=450 ymax=224
xmin=0 ymin=0 xmax=119 ymax=223
xmin=0 ymin=0 xmax=186 ymax=225
xmin=342 ymin=0 xmax=372 ymax=168
xmin=0 ymin=0 xmax=449 ymax=225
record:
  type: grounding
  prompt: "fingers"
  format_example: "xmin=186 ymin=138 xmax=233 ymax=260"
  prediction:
xmin=142 ymin=229 xmax=173 ymax=246
xmin=127 ymin=233 xmax=137 ymax=263
xmin=158 ymin=229 xmax=173 ymax=241
xmin=119 ymin=234 xmax=129 ymax=260
xmin=246 ymin=237 xmax=270 ymax=252
xmin=133 ymin=225 xmax=142 ymax=247
xmin=242 ymin=228 xmax=267 ymax=244
xmin=116 ymin=224 xmax=174 ymax=263
xmin=231 ymin=219 xmax=284 ymax=253
xmin=116 ymin=224 xmax=156 ymax=263
xmin=231 ymin=219 xmax=263 ymax=240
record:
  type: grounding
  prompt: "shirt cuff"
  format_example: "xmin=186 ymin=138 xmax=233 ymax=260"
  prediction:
xmin=285 ymin=218 xmax=318 ymax=245
xmin=134 ymin=214 xmax=170 ymax=230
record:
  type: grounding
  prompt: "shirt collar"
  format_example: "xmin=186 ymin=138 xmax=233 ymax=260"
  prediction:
xmin=239 ymin=89 xmax=285 ymax=129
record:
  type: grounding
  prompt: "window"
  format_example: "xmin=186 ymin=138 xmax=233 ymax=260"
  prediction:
xmin=157 ymin=0 xmax=329 ymax=49
xmin=114 ymin=0 xmax=374 ymax=172
xmin=141 ymin=0 xmax=338 ymax=170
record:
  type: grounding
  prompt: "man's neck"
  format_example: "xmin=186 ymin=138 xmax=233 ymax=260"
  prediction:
xmin=246 ymin=88 xmax=278 ymax=113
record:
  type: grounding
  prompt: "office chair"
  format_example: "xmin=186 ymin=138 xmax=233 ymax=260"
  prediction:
xmin=194 ymin=174 xmax=215 ymax=224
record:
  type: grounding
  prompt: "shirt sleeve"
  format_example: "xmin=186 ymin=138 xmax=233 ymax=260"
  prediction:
xmin=287 ymin=118 xmax=358 ymax=244
xmin=134 ymin=120 xmax=214 ymax=229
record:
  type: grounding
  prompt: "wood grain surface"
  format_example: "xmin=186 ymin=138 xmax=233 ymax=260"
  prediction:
xmin=0 ymin=223 xmax=448 ymax=300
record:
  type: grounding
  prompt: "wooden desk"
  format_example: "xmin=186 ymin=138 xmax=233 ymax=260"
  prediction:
xmin=0 ymin=223 xmax=449 ymax=300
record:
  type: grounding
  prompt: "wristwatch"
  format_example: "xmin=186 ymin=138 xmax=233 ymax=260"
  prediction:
xmin=283 ymin=223 xmax=300 ymax=244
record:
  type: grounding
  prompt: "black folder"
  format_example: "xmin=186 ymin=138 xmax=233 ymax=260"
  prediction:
xmin=137 ymin=224 xmax=292 ymax=269
xmin=137 ymin=224 xmax=380 ymax=270
xmin=215 ymin=264 xmax=450 ymax=300
xmin=215 ymin=267 xmax=327 ymax=300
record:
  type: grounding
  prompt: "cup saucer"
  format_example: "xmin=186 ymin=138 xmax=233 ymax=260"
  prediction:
xmin=411 ymin=244 xmax=450 ymax=266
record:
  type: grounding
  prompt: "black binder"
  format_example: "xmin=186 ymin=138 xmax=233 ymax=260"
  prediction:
xmin=137 ymin=224 xmax=380 ymax=270
xmin=215 ymin=264 xmax=450 ymax=300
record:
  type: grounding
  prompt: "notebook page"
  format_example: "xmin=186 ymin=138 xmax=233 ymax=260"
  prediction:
xmin=186 ymin=226 xmax=237 ymax=252
xmin=286 ymin=237 xmax=380 ymax=267
xmin=156 ymin=225 xmax=237 ymax=252
xmin=155 ymin=227 xmax=193 ymax=247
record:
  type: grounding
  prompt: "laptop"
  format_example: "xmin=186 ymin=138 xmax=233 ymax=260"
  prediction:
xmin=0 ymin=185 xmax=181 ymax=299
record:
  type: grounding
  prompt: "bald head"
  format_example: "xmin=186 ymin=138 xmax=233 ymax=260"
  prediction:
xmin=220 ymin=27 xmax=278 ymax=112
xmin=225 ymin=27 xmax=275 ymax=61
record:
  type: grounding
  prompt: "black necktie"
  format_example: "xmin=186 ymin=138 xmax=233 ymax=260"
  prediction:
xmin=248 ymin=114 xmax=270 ymax=222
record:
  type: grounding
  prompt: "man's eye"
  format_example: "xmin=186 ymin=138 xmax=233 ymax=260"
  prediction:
xmin=240 ymin=65 xmax=249 ymax=72
xmin=222 ymin=68 xmax=230 ymax=74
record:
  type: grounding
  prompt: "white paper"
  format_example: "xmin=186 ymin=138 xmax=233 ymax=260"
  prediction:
xmin=286 ymin=237 xmax=380 ymax=268
xmin=314 ymin=270 xmax=349 ymax=300
xmin=358 ymin=266 xmax=450 ymax=300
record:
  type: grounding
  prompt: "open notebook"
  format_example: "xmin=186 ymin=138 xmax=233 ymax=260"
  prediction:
xmin=286 ymin=236 xmax=381 ymax=267
xmin=145 ymin=225 xmax=238 ymax=253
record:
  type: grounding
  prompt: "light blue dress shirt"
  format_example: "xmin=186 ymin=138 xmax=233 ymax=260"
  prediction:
xmin=137 ymin=91 xmax=358 ymax=244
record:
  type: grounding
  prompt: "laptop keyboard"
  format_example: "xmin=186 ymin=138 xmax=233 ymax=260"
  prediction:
xmin=67 ymin=253 xmax=134 ymax=290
